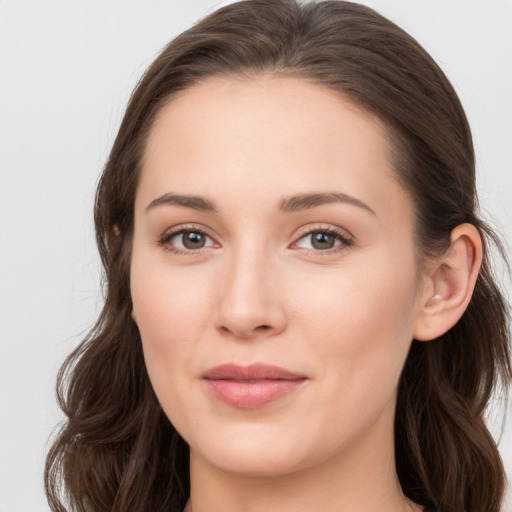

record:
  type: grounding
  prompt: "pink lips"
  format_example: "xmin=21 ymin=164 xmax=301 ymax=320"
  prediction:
xmin=202 ymin=363 xmax=307 ymax=409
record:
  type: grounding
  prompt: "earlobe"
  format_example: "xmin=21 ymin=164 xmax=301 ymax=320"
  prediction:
xmin=413 ymin=223 xmax=483 ymax=342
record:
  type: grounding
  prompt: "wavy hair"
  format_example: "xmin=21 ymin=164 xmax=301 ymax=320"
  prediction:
xmin=45 ymin=1 xmax=511 ymax=511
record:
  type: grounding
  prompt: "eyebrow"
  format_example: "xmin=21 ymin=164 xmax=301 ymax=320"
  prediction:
xmin=279 ymin=192 xmax=376 ymax=216
xmin=145 ymin=191 xmax=375 ymax=216
xmin=145 ymin=193 xmax=217 ymax=213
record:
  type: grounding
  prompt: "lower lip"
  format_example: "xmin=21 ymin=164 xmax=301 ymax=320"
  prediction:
xmin=204 ymin=379 xmax=306 ymax=409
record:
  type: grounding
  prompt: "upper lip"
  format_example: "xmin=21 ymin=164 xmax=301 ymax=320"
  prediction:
xmin=202 ymin=363 xmax=306 ymax=381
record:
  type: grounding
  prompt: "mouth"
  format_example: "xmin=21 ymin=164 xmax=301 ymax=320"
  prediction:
xmin=202 ymin=363 xmax=308 ymax=409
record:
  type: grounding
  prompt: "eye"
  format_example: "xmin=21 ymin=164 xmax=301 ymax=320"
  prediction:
xmin=159 ymin=228 xmax=216 ymax=253
xmin=294 ymin=228 xmax=352 ymax=252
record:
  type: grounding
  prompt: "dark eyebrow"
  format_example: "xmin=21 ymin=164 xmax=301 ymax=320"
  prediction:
xmin=279 ymin=192 xmax=376 ymax=216
xmin=145 ymin=193 xmax=217 ymax=213
xmin=145 ymin=191 xmax=375 ymax=216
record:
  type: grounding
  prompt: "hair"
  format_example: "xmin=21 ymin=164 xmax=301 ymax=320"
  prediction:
xmin=45 ymin=1 xmax=511 ymax=511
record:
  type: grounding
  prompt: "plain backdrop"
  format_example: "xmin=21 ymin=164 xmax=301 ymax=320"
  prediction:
xmin=0 ymin=1 xmax=511 ymax=511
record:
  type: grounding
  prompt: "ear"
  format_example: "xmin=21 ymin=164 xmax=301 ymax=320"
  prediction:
xmin=413 ymin=223 xmax=483 ymax=342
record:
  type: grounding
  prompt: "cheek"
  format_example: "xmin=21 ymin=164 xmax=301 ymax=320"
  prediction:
xmin=133 ymin=273 xmax=210 ymax=343
xmin=130 ymin=248 xmax=215 ymax=394
xmin=287 ymin=249 xmax=419 ymax=404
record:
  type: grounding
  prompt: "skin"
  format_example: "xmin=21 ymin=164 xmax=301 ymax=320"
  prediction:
xmin=130 ymin=76 xmax=480 ymax=512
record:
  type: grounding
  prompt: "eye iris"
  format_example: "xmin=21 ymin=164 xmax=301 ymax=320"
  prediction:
xmin=182 ymin=231 xmax=206 ymax=249
xmin=311 ymin=231 xmax=335 ymax=250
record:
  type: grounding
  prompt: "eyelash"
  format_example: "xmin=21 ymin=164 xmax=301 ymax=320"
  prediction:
xmin=157 ymin=224 xmax=216 ymax=255
xmin=157 ymin=224 xmax=353 ymax=256
xmin=292 ymin=225 xmax=353 ymax=255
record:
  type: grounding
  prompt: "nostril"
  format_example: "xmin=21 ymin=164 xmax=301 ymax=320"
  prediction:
xmin=218 ymin=324 xmax=272 ymax=336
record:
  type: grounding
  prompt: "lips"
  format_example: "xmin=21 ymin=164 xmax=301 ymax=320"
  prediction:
xmin=202 ymin=363 xmax=307 ymax=409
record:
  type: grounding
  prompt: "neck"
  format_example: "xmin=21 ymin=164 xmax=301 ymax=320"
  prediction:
xmin=187 ymin=420 xmax=420 ymax=512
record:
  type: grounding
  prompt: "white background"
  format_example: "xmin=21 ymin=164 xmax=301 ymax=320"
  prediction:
xmin=0 ymin=1 xmax=511 ymax=511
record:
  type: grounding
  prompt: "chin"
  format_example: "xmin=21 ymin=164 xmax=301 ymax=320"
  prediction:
xmin=196 ymin=445 xmax=305 ymax=478
xmin=186 ymin=421 xmax=313 ymax=477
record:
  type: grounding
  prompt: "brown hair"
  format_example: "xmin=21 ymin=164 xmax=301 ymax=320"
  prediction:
xmin=45 ymin=1 xmax=511 ymax=511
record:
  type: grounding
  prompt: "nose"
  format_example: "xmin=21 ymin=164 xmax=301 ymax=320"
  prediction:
xmin=215 ymin=249 xmax=287 ymax=340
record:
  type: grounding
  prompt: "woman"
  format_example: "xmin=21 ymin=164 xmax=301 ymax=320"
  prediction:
xmin=45 ymin=1 xmax=511 ymax=511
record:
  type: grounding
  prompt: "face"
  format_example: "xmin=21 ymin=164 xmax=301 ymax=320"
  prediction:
xmin=131 ymin=76 xmax=425 ymax=477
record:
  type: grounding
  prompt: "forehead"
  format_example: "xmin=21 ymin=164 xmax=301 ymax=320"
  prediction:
xmin=138 ymin=75 xmax=411 ymax=225
xmin=144 ymin=75 xmax=391 ymax=172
